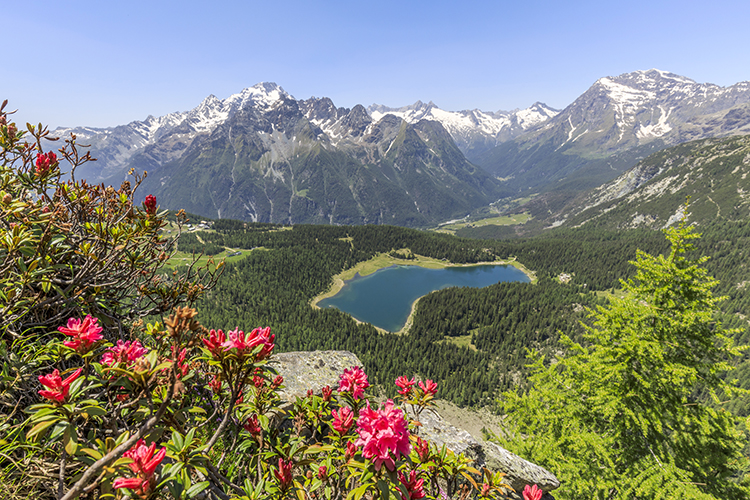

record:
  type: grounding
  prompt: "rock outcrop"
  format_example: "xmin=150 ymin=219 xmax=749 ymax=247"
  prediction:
xmin=272 ymin=350 xmax=560 ymax=498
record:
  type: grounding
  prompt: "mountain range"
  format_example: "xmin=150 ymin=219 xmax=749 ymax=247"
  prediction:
xmin=53 ymin=70 xmax=750 ymax=227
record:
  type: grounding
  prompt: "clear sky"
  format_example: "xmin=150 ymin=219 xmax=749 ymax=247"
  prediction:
xmin=5 ymin=0 xmax=750 ymax=128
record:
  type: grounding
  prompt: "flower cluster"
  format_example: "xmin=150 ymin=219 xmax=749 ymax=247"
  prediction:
xmin=26 ymin=309 xmax=507 ymax=500
xmin=38 ymin=368 xmax=82 ymax=404
xmin=101 ymin=340 xmax=148 ymax=367
xmin=523 ymin=484 xmax=543 ymax=500
xmin=398 ymin=470 xmax=426 ymax=500
xmin=59 ymin=315 xmax=103 ymax=354
xmin=331 ymin=406 xmax=354 ymax=434
xmin=338 ymin=365 xmax=369 ymax=399
xmin=220 ymin=326 xmax=275 ymax=361
xmin=35 ymin=150 xmax=57 ymax=176
xmin=395 ymin=376 xmax=416 ymax=397
xmin=355 ymin=400 xmax=411 ymax=471
xmin=143 ymin=194 xmax=157 ymax=215
xmin=113 ymin=439 xmax=167 ymax=498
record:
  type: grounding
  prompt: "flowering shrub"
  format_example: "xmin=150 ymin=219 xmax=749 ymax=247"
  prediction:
xmin=0 ymin=100 xmax=221 ymax=339
xmin=1 ymin=105 xmax=515 ymax=499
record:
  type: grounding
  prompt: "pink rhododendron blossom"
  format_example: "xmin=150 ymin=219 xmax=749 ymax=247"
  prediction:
xmin=35 ymin=151 xmax=57 ymax=175
xmin=209 ymin=374 xmax=222 ymax=394
xmin=272 ymin=375 xmax=284 ymax=389
xmin=202 ymin=329 xmax=227 ymax=359
xmin=321 ymin=385 xmax=332 ymax=402
xmin=221 ymin=326 xmax=275 ymax=360
xmin=345 ymin=441 xmax=357 ymax=460
xmin=414 ymin=436 xmax=430 ymax=463
xmin=172 ymin=346 xmax=189 ymax=378
xmin=355 ymin=400 xmax=411 ymax=471
xmin=101 ymin=340 xmax=148 ymax=367
xmin=317 ymin=465 xmax=327 ymax=480
xmin=273 ymin=458 xmax=293 ymax=491
xmin=113 ymin=439 xmax=166 ymax=498
xmin=38 ymin=368 xmax=82 ymax=403
xmin=331 ymin=406 xmax=354 ymax=434
xmin=143 ymin=195 xmax=157 ymax=215
xmin=59 ymin=315 xmax=103 ymax=354
xmin=395 ymin=376 xmax=416 ymax=397
xmin=398 ymin=470 xmax=426 ymax=500
xmin=244 ymin=414 xmax=262 ymax=436
xmin=418 ymin=379 xmax=437 ymax=397
xmin=337 ymin=366 xmax=369 ymax=399
xmin=523 ymin=484 xmax=543 ymax=500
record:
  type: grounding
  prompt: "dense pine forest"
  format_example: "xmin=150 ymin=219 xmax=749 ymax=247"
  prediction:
xmin=175 ymin=219 xmax=750 ymax=409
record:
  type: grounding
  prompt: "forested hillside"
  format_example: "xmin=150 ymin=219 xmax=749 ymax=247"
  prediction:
xmin=174 ymin=219 xmax=750 ymax=410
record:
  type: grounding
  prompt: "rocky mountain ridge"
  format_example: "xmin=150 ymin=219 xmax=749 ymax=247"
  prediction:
xmin=367 ymin=100 xmax=560 ymax=159
xmin=127 ymin=88 xmax=505 ymax=226
xmin=544 ymin=135 xmax=750 ymax=230
xmin=473 ymin=69 xmax=750 ymax=194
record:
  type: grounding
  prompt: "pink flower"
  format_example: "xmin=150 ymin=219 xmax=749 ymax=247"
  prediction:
xmin=35 ymin=151 xmax=57 ymax=176
xmin=221 ymin=326 xmax=275 ymax=360
xmin=331 ymin=406 xmax=354 ymax=434
xmin=523 ymin=484 xmax=543 ymax=500
xmin=418 ymin=379 xmax=438 ymax=397
xmin=481 ymin=483 xmax=491 ymax=497
xmin=202 ymin=329 xmax=227 ymax=359
xmin=321 ymin=385 xmax=332 ymax=402
xmin=59 ymin=315 xmax=103 ymax=354
xmin=338 ymin=366 xmax=369 ymax=399
xmin=172 ymin=346 xmax=189 ymax=378
xmin=38 ymin=368 xmax=82 ymax=404
xmin=414 ymin=436 xmax=430 ymax=463
xmin=345 ymin=441 xmax=357 ymax=460
xmin=317 ymin=465 xmax=327 ymax=480
xmin=354 ymin=400 xmax=411 ymax=471
xmin=398 ymin=470 xmax=426 ymax=500
xmin=273 ymin=458 xmax=293 ymax=491
xmin=272 ymin=375 xmax=284 ymax=389
xmin=395 ymin=376 xmax=416 ymax=397
xmin=209 ymin=374 xmax=222 ymax=394
xmin=244 ymin=414 xmax=262 ymax=436
xmin=144 ymin=195 xmax=157 ymax=215
xmin=113 ymin=439 xmax=166 ymax=498
xmin=101 ymin=340 xmax=148 ymax=367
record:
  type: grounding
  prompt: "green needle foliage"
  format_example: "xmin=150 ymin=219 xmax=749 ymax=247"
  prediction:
xmin=497 ymin=215 xmax=750 ymax=499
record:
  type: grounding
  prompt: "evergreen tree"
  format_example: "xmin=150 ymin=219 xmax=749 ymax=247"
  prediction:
xmin=497 ymin=218 xmax=750 ymax=499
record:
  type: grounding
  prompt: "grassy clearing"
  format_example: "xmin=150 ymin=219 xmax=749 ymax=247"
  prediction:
xmin=438 ymin=334 xmax=478 ymax=351
xmin=437 ymin=212 xmax=531 ymax=234
xmin=164 ymin=247 xmax=260 ymax=270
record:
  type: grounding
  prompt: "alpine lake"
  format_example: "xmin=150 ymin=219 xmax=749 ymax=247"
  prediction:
xmin=316 ymin=261 xmax=531 ymax=333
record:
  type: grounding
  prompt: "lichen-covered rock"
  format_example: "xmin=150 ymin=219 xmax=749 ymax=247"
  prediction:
xmin=271 ymin=350 xmax=361 ymax=401
xmin=417 ymin=408 xmax=559 ymax=497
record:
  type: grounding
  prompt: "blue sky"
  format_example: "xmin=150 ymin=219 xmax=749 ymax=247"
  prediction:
xmin=5 ymin=0 xmax=750 ymax=128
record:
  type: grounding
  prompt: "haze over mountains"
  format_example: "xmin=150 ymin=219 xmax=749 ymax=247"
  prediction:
xmin=54 ymin=70 xmax=750 ymax=227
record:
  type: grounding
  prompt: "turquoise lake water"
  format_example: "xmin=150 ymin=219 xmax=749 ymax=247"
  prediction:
xmin=317 ymin=264 xmax=530 ymax=332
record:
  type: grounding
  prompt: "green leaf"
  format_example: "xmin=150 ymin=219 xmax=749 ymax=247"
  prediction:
xmin=26 ymin=419 xmax=56 ymax=441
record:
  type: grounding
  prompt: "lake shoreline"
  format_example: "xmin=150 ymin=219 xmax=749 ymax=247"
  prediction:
xmin=310 ymin=253 xmax=535 ymax=334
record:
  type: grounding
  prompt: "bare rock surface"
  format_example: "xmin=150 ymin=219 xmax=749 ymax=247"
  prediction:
xmin=271 ymin=350 xmax=361 ymax=400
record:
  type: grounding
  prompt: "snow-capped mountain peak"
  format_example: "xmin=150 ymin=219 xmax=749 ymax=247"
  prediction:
xmin=367 ymin=100 xmax=559 ymax=157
